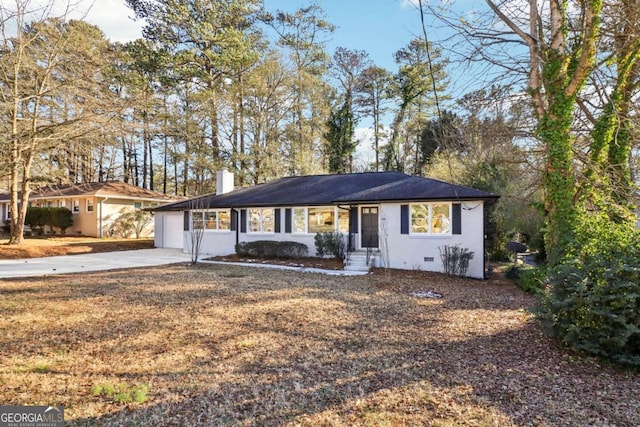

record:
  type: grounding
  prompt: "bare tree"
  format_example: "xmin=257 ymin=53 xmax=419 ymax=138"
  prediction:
xmin=0 ymin=0 xmax=115 ymax=244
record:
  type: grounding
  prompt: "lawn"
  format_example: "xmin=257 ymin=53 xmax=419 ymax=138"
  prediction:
xmin=0 ymin=264 xmax=638 ymax=426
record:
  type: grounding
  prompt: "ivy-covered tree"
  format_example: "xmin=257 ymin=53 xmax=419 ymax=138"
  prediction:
xmin=325 ymin=100 xmax=355 ymax=173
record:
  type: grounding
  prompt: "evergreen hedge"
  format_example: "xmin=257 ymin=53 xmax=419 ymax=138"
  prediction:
xmin=25 ymin=206 xmax=73 ymax=234
xmin=537 ymin=216 xmax=640 ymax=366
xmin=235 ymin=240 xmax=308 ymax=259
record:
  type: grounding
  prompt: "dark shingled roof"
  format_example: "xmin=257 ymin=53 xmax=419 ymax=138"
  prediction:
xmin=333 ymin=175 xmax=497 ymax=203
xmin=155 ymin=172 xmax=498 ymax=211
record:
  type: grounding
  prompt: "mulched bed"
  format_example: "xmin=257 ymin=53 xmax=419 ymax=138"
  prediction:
xmin=207 ymin=254 xmax=344 ymax=270
xmin=0 ymin=264 xmax=638 ymax=426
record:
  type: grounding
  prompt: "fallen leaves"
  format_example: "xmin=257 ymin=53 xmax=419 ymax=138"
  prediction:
xmin=0 ymin=264 xmax=638 ymax=426
xmin=0 ymin=237 xmax=154 ymax=259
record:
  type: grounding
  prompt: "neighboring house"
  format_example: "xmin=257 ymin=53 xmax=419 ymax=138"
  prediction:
xmin=153 ymin=170 xmax=499 ymax=279
xmin=0 ymin=182 xmax=180 ymax=238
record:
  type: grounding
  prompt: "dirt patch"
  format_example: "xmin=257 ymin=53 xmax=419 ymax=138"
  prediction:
xmin=0 ymin=264 xmax=637 ymax=426
xmin=0 ymin=237 xmax=154 ymax=259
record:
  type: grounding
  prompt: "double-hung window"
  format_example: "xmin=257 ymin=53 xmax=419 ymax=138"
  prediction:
xmin=192 ymin=209 xmax=231 ymax=231
xmin=410 ymin=203 xmax=451 ymax=235
xmin=248 ymin=208 xmax=274 ymax=233
xmin=86 ymin=199 xmax=94 ymax=213
xmin=72 ymin=199 xmax=80 ymax=214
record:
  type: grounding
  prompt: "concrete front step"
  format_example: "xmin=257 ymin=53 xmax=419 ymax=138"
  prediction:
xmin=344 ymin=251 xmax=377 ymax=272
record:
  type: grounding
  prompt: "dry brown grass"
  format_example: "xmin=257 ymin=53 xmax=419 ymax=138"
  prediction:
xmin=0 ymin=265 xmax=638 ymax=426
xmin=0 ymin=237 xmax=154 ymax=259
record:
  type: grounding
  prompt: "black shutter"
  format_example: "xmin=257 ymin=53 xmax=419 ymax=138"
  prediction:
xmin=349 ymin=207 xmax=358 ymax=233
xmin=240 ymin=209 xmax=247 ymax=233
xmin=183 ymin=211 xmax=190 ymax=231
xmin=275 ymin=208 xmax=281 ymax=233
xmin=285 ymin=208 xmax=292 ymax=233
xmin=400 ymin=205 xmax=409 ymax=234
xmin=231 ymin=210 xmax=237 ymax=231
xmin=452 ymin=203 xmax=461 ymax=235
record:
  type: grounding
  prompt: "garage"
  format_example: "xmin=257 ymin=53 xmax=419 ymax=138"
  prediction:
xmin=155 ymin=212 xmax=184 ymax=249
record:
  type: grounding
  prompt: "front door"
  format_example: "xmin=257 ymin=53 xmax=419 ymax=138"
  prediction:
xmin=361 ymin=207 xmax=379 ymax=248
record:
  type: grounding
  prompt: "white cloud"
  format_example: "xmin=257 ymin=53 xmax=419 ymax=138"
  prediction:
xmin=401 ymin=0 xmax=420 ymax=7
xmin=24 ymin=0 xmax=143 ymax=42
xmin=353 ymin=127 xmax=389 ymax=170
xmin=81 ymin=0 xmax=143 ymax=42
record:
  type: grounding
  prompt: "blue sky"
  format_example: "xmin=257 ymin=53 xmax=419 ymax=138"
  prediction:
xmin=79 ymin=0 xmax=488 ymax=97
xmin=81 ymin=0 xmax=430 ymax=77
xmin=76 ymin=0 xmax=490 ymax=165
xmin=264 ymin=0 xmax=424 ymax=72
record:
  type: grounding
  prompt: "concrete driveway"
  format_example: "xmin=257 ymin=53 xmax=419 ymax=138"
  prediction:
xmin=0 ymin=248 xmax=191 ymax=279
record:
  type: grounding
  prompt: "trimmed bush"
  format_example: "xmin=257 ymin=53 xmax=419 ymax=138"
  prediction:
xmin=314 ymin=231 xmax=347 ymax=260
xmin=25 ymin=207 xmax=50 ymax=232
xmin=50 ymin=207 xmax=73 ymax=234
xmin=235 ymin=240 xmax=308 ymax=259
xmin=24 ymin=206 xmax=73 ymax=234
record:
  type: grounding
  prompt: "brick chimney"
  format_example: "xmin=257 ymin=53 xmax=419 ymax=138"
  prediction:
xmin=216 ymin=169 xmax=234 ymax=195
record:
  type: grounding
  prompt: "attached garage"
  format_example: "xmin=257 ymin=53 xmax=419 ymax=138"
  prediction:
xmin=155 ymin=212 xmax=184 ymax=249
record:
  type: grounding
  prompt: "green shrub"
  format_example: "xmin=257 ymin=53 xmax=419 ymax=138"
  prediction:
xmin=505 ymin=265 xmax=548 ymax=294
xmin=314 ymin=231 xmax=347 ymax=260
xmin=25 ymin=207 xmax=50 ymax=232
xmin=25 ymin=207 xmax=73 ymax=234
xmin=537 ymin=216 xmax=640 ymax=366
xmin=50 ymin=207 xmax=73 ymax=234
xmin=235 ymin=240 xmax=308 ymax=259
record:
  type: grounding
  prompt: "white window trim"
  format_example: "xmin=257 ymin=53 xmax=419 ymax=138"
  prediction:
xmin=86 ymin=199 xmax=94 ymax=213
xmin=192 ymin=209 xmax=232 ymax=232
xmin=292 ymin=207 xmax=308 ymax=234
xmin=247 ymin=208 xmax=275 ymax=234
xmin=72 ymin=199 xmax=81 ymax=214
xmin=409 ymin=202 xmax=452 ymax=236
xmin=291 ymin=206 xmax=349 ymax=235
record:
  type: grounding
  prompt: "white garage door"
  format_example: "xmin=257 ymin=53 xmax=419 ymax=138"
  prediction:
xmin=163 ymin=214 xmax=184 ymax=248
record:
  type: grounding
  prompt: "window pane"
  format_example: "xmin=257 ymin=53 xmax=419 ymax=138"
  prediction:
xmin=218 ymin=210 xmax=231 ymax=230
xmin=262 ymin=208 xmax=275 ymax=233
xmin=192 ymin=212 xmax=204 ymax=230
xmin=294 ymin=208 xmax=306 ymax=233
xmin=431 ymin=203 xmax=450 ymax=234
xmin=249 ymin=209 xmax=261 ymax=232
xmin=411 ymin=204 xmax=429 ymax=233
xmin=205 ymin=211 xmax=218 ymax=229
xmin=337 ymin=209 xmax=349 ymax=233
xmin=308 ymin=207 xmax=334 ymax=233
